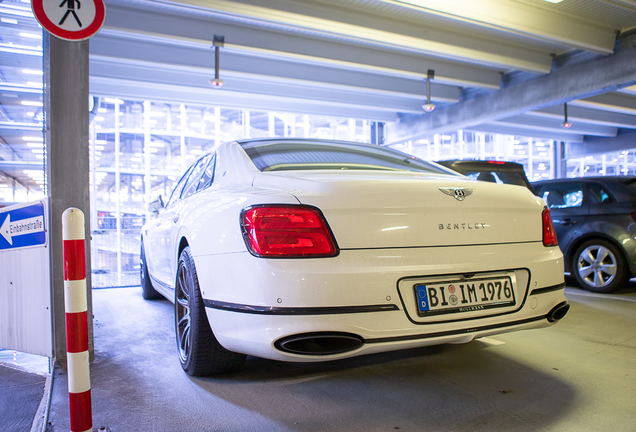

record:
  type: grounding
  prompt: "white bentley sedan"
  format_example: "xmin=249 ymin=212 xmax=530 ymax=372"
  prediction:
xmin=140 ymin=138 xmax=569 ymax=376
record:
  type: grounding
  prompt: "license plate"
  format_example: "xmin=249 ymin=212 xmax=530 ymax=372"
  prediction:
xmin=415 ymin=277 xmax=515 ymax=316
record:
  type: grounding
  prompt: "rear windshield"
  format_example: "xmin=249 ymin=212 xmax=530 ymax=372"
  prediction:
xmin=240 ymin=140 xmax=450 ymax=174
xmin=465 ymin=170 xmax=528 ymax=187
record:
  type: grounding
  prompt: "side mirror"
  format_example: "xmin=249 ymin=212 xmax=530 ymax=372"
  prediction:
xmin=148 ymin=195 xmax=164 ymax=215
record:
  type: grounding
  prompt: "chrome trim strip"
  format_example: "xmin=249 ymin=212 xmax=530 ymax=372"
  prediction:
xmin=203 ymin=299 xmax=399 ymax=315
xmin=365 ymin=315 xmax=548 ymax=344
xmin=529 ymin=282 xmax=566 ymax=296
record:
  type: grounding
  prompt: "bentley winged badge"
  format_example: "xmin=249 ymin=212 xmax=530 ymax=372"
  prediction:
xmin=439 ymin=187 xmax=474 ymax=201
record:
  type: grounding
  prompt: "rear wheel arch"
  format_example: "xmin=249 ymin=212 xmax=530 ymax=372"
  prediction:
xmin=177 ymin=236 xmax=189 ymax=264
xmin=175 ymin=246 xmax=246 ymax=375
xmin=140 ymin=238 xmax=161 ymax=300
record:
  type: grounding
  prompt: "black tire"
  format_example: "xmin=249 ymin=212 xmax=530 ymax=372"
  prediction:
xmin=175 ymin=247 xmax=246 ymax=376
xmin=140 ymin=242 xmax=161 ymax=300
xmin=572 ymin=239 xmax=630 ymax=293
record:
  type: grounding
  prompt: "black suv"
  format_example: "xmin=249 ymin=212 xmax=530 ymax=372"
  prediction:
xmin=437 ymin=160 xmax=535 ymax=193
xmin=533 ymin=176 xmax=636 ymax=293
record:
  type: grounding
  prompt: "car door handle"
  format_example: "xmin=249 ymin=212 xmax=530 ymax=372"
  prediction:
xmin=560 ymin=218 xmax=576 ymax=226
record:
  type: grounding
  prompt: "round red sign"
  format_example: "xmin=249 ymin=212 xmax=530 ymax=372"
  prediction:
xmin=32 ymin=0 xmax=105 ymax=41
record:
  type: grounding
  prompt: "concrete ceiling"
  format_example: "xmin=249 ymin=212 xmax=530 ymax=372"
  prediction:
xmin=88 ymin=0 xmax=636 ymax=152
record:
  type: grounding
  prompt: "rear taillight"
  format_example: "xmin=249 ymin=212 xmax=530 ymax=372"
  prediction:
xmin=630 ymin=212 xmax=636 ymax=223
xmin=542 ymin=207 xmax=558 ymax=246
xmin=241 ymin=205 xmax=338 ymax=258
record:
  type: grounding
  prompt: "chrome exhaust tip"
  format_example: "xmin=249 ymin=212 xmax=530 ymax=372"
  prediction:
xmin=547 ymin=302 xmax=570 ymax=323
xmin=275 ymin=332 xmax=364 ymax=356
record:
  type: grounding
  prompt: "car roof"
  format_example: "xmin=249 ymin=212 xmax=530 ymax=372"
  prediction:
xmin=532 ymin=175 xmax=636 ymax=185
xmin=436 ymin=159 xmax=525 ymax=172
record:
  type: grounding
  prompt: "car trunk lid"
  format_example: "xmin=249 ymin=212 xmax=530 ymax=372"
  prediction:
xmin=253 ymin=170 xmax=545 ymax=249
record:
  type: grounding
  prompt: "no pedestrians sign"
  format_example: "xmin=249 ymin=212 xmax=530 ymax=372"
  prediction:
xmin=32 ymin=0 xmax=106 ymax=41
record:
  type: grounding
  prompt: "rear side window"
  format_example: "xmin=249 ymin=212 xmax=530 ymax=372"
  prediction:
xmin=241 ymin=140 xmax=449 ymax=174
xmin=166 ymin=165 xmax=194 ymax=208
xmin=587 ymin=183 xmax=614 ymax=204
xmin=196 ymin=154 xmax=217 ymax=192
xmin=540 ymin=183 xmax=584 ymax=208
xmin=181 ymin=155 xmax=212 ymax=200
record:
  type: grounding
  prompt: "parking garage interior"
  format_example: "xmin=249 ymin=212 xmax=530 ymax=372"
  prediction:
xmin=1 ymin=0 xmax=635 ymax=431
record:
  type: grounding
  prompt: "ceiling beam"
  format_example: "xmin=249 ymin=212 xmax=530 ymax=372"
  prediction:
xmin=572 ymin=92 xmax=636 ymax=115
xmin=89 ymin=76 xmax=401 ymax=122
xmin=526 ymin=104 xmax=636 ymax=129
xmin=492 ymin=115 xmax=618 ymax=137
xmin=106 ymin=0 xmax=550 ymax=73
xmin=89 ymin=55 xmax=460 ymax=116
xmin=374 ymin=0 xmax=617 ymax=53
xmin=465 ymin=124 xmax=584 ymax=143
xmin=568 ymin=129 xmax=636 ymax=157
xmin=89 ymin=32 xmax=462 ymax=103
xmin=388 ymin=39 xmax=636 ymax=143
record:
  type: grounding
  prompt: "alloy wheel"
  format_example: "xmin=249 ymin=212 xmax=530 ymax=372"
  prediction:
xmin=175 ymin=262 xmax=191 ymax=363
xmin=577 ymin=245 xmax=617 ymax=289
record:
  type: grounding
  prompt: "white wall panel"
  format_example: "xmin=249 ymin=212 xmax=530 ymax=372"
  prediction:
xmin=0 ymin=199 xmax=52 ymax=357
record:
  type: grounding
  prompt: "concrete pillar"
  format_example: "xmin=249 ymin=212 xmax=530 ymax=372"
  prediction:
xmin=44 ymin=34 xmax=93 ymax=364
xmin=555 ymin=141 xmax=567 ymax=179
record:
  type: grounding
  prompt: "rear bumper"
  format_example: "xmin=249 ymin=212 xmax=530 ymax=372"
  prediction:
xmin=195 ymin=242 xmax=566 ymax=361
xmin=204 ymin=295 xmax=567 ymax=361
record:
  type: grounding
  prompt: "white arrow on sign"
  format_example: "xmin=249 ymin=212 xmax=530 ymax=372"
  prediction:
xmin=0 ymin=214 xmax=45 ymax=246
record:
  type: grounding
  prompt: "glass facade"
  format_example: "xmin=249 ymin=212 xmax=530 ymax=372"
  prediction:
xmin=88 ymin=98 xmax=378 ymax=287
xmin=566 ymin=151 xmax=636 ymax=177
xmin=0 ymin=0 xmax=45 ymax=204
xmin=387 ymin=132 xmax=556 ymax=181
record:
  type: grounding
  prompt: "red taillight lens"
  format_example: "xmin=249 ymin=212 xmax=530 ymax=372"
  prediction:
xmin=542 ymin=207 xmax=558 ymax=246
xmin=630 ymin=211 xmax=636 ymax=223
xmin=241 ymin=205 xmax=338 ymax=258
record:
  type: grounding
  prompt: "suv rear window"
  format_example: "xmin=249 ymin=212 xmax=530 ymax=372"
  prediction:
xmin=241 ymin=140 xmax=450 ymax=174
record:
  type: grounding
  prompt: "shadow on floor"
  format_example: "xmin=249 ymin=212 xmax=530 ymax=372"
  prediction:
xmin=48 ymin=287 xmax=578 ymax=432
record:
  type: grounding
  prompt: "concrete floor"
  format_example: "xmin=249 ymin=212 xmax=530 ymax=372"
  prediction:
xmin=0 ymin=362 xmax=46 ymax=432
xmin=45 ymin=283 xmax=636 ymax=432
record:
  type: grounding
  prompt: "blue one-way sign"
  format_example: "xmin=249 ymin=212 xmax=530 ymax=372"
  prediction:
xmin=0 ymin=200 xmax=47 ymax=251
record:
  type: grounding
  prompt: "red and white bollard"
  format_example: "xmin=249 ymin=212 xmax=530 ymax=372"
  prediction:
xmin=62 ymin=208 xmax=92 ymax=432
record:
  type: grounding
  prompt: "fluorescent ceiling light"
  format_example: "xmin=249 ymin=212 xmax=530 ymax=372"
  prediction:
xmin=103 ymin=97 xmax=123 ymax=104
xmin=22 ymin=69 xmax=43 ymax=75
xmin=21 ymin=101 xmax=43 ymax=107
xmin=543 ymin=0 xmax=564 ymax=3
xmin=20 ymin=32 xmax=41 ymax=39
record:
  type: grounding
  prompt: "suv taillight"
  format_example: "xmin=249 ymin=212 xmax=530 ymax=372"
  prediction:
xmin=241 ymin=205 xmax=338 ymax=258
xmin=542 ymin=207 xmax=558 ymax=246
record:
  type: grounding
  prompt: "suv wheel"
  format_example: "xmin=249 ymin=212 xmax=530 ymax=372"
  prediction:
xmin=572 ymin=239 xmax=629 ymax=293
